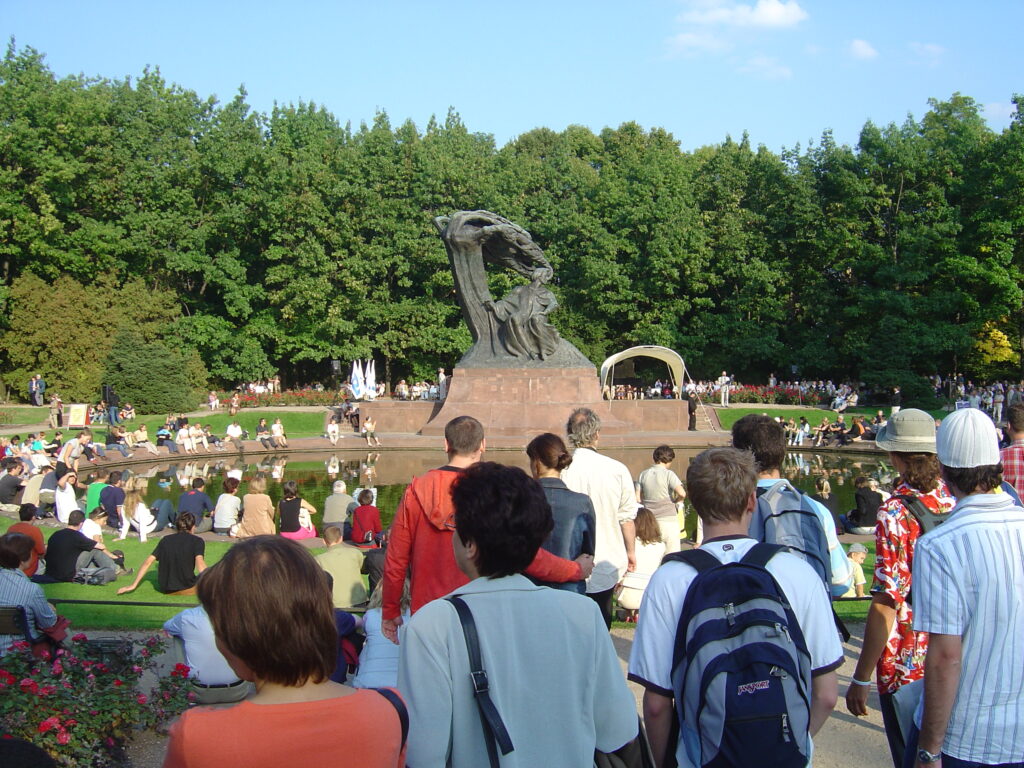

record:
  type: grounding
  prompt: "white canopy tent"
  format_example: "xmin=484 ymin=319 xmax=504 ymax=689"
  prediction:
xmin=599 ymin=345 xmax=689 ymax=398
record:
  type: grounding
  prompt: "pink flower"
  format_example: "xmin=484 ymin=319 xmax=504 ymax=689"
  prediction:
xmin=136 ymin=694 xmax=148 ymax=705
xmin=71 ymin=633 xmax=88 ymax=643
xmin=37 ymin=716 xmax=60 ymax=733
xmin=51 ymin=661 xmax=63 ymax=676
xmin=56 ymin=731 xmax=70 ymax=745
xmin=113 ymin=679 xmax=124 ymax=687
xmin=19 ymin=679 xmax=38 ymax=695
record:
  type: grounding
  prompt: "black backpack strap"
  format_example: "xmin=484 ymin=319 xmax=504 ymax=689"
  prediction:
xmin=374 ymin=687 xmax=409 ymax=749
xmin=446 ymin=596 xmax=514 ymax=768
xmin=661 ymin=548 xmax=721 ymax=572
xmin=739 ymin=542 xmax=786 ymax=569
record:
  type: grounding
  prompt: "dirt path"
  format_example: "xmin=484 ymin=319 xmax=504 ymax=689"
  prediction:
xmin=114 ymin=621 xmax=886 ymax=767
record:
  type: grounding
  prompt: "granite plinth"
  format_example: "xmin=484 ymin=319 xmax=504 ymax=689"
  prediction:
xmin=419 ymin=367 xmax=632 ymax=437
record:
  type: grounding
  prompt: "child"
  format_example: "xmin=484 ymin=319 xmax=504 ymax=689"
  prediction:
xmin=615 ymin=506 xmax=666 ymax=622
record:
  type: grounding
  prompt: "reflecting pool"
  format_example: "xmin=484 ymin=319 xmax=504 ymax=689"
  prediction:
xmin=98 ymin=447 xmax=888 ymax=533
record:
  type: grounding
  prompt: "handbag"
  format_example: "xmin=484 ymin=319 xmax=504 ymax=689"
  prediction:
xmin=446 ymin=595 xmax=654 ymax=768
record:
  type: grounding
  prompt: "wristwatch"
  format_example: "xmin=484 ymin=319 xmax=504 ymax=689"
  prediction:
xmin=917 ymin=748 xmax=942 ymax=764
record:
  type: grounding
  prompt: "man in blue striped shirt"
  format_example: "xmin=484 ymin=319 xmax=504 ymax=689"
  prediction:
xmin=910 ymin=408 xmax=1024 ymax=768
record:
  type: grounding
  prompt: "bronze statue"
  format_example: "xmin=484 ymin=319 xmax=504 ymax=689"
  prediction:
xmin=434 ymin=211 xmax=592 ymax=368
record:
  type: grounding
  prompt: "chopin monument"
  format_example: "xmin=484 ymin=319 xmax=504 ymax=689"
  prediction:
xmin=421 ymin=210 xmax=614 ymax=436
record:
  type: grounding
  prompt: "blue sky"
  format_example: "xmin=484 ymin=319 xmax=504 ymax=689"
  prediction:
xmin=3 ymin=0 xmax=1021 ymax=152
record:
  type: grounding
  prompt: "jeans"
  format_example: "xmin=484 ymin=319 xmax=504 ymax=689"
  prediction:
xmin=107 ymin=443 xmax=130 ymax=458
xmin=74 ymin=549 xmax=117 ymax=584
xmin=108 ymin=407 xmax=119 ymax=425
xmin=151 ymin=498 xmax=176 ymax=532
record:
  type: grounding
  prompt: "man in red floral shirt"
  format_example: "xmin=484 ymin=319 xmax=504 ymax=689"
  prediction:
xmin=845 ymin=409 xmax=954 ymax=768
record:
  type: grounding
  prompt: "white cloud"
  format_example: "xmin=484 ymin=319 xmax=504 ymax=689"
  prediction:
xmin=909 ymin=42 xmax=945 ymax=66
xmin=737 ymin=55 xmax=793 ymax=80
xmin=983 ymin=101 xmax=1016 ymax=123
xmin=849 ymin=39 xmax=878 ymax=60
xmin=679 ymin=0 xmax=808 ymax=28
xmin=667 ymin=30 xmax=733 ymax=57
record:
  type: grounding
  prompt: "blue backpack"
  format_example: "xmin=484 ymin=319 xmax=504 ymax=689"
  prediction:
xmin=749 ymin=480 xmax=831 ymax=590
xmin=664 ymin=544 xmax=813 ymax=768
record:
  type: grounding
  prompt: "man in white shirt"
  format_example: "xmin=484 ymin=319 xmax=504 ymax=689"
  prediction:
xmin=717 ymin=372 xmax=731 ymax=407
xmin=909 ymin=408 xmax=1024 ymax=768
xmin=224 ymin=421 xmax=244 ymax=452
xmin=629 ymin=447 xmax=841 ymax=768
xmin=560 ymin=407 xmax=637 ymax=628
xmin=164 ymin=605 xmax=252 ymax=704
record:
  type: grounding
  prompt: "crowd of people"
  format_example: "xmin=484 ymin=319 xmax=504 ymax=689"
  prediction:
xmin=2 ymin=400 xmax=1024 ymax=768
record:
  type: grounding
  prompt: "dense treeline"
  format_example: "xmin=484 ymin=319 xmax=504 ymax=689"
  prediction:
xmin=1 ymin=44 xmax=1022 ymax=402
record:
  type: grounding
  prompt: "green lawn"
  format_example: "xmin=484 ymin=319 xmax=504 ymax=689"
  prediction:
xmin=10 ymin=409 xmax=330 ymax=442
xmin=716 ymin=405 xmax=949 ymax=431
xmin=0 ymin=517 xmax=326 ymax=629
xmin=0 ymin=405 xmax=49 ymax=426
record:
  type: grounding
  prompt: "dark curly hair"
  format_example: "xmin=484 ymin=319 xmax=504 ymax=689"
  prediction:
xmin=451 ymin=462 xmax=553 ymax=578
xmin=731 ymin=414 xmax=785 ymax=473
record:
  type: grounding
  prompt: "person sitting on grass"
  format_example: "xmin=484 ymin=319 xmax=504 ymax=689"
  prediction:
xmin=42 ymin=510 xmax=120 ymax=585
xmin=842 ymin=542 xmax=869 ymax=598
xmin=117 ymin=512 xmax=207 ymax=597
xmin=235 ymin=475 xmax=276 ymax=538
xmin=117 ymin=481 xmax=157 ymax=542
xmin=350 ymin=489 xmax=383 ymax=546
xmin=277 ymin=480 xmax=317 ymax=541
xmin=212 ymin=476 xmax=242 ymax=535
xmin=178 ymin=478 xmax=214 ymax=534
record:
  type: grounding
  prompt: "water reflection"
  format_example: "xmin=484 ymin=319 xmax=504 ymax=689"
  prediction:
xmin=96 ymin=448 xmax=888 ymax=532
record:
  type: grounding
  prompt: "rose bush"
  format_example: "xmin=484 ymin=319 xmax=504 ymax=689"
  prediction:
xmin=216 ymin=389 xmax=343 ymax=408
xmin=0 ymin=634 xmax=192 ymax=767
xmin=728 ymin=385 xmax=828 ymax=407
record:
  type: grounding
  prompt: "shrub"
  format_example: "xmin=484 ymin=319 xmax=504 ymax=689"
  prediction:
xmin=728 ymin=385 xmax=828 ymax=407
xmin=103 ymin=329 xmax=208 ymax=413
xmin=0 ymin=633 xmax=191 ymax=767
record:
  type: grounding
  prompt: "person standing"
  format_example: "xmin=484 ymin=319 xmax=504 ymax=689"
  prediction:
xmin=380 ymin=416 xmax=591 ymax=644
xmin=561 ymin=407 xmax=637 ymax=628
xmin=398 ymin=462 xmax=637 ymax=767
xmin=635 ymin=445 xmax=687 ymax=554
xmin=686 ymin=387 xmax=698 ymax=431
xmin=999 ymin=403 xmax=1024 ymax=498
xmin=27 ymin=375 xmax=38 ymax=406
xmin=48 ymin=393 xmax=63 ymax=429
xmin=907 ymin=409 xmax=1024 ymax=768
xmin=844 ymin=409 xmax=954 ymax=768
xmin=106 ymin=387 xmax=120 ymax=426
xmin=629 ymin=447 xmax=841 ymax=768
xmin=717 ymin=371 xmax=731 ymax=407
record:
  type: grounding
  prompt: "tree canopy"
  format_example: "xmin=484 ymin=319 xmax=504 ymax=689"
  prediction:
xmin=2 ymin=43 xmax=1022 ymax=401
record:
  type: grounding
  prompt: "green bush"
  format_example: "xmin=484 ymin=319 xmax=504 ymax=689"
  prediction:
xmin=103 ymin=329 xmax=208 ymax=413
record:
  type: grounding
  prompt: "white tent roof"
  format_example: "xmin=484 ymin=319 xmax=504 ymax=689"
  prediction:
xmin=600 ymin=346 xmax=687 ymax=396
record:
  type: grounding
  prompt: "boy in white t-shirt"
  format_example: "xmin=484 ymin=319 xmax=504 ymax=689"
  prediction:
xmin=628 ymin=447 xmax=842 ymax=768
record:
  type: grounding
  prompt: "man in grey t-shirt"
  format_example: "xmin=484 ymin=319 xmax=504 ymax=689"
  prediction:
xmin=322 ymin=480 xmax=357 ymax=532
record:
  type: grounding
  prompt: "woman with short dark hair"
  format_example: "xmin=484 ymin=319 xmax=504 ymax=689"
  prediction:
xmin=398 ymin=462 xmax=637 ymax=767
xmin=162 ymin=536 xmax=407 ymax=768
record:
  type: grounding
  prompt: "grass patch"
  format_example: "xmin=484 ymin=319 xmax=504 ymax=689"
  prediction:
xmin=0 ymin=406 xmax=49 ymax=426
xmin=0 ymin=517 xmax=327 ymax=629
xmin=715 ymin=405 xmax=948 ymax=431
xmin=17 ymin=409 xmax=332 ymax=442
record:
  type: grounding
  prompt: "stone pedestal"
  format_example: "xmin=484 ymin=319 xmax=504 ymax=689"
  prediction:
xmin=420 ymin=366 xmax=631 ymax=437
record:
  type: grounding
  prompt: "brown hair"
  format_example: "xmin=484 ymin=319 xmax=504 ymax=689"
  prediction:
xmin=445 ymin=416 xmax=484 ymax=456
xmin=323 ymin=525 xmax=343 ymax=544
xmin=652 ymin=445 xmax=675 ymax=465
xmin=358 ymin=489 xmax=374 ymax=506
xmin=634 ymin=507 xmax=662 ymax=546
xmin=222 ymin=477 xmax=240 ymax=494
xmin=731 ymin=415 xmax=785 ymax=473
xmin=893 ymin=452 xmax=941 ymax=493
xmin=686 ymin=447 xmax=758 ymax=524
xmin=526 ymin=433 xmax=572 ymax=472
xmin=942 ymin=463 xmax=1003 ymax=495
xmin=1007 ymin=404 xmax=1024 ymax=433
xmin=198 ymin=536 xmax=337 ymax=687
xmin=0 ymin=532 xmax=34 ymax=569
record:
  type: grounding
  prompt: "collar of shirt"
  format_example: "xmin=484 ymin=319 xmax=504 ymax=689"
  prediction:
xmin=949 ymin=491 xmax=1021 ymax=521
xmin=449 ymin=573 xmax=543 ymax=597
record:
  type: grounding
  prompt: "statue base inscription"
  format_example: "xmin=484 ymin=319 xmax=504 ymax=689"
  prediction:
xmin=420 ymin=366 xmax=631 ymax=437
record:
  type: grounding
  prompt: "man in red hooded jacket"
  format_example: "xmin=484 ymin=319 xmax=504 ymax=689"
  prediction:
xmin=381 ymin=415 xmax=594 ymax=643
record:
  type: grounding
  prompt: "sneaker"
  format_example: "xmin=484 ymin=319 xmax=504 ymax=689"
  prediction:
xmin=117 ymin=567 xmax=135 ymax=577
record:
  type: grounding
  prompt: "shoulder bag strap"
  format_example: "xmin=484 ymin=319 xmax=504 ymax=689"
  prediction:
xmin=446 ymin=596 xmax=514 ymax=767
xmin=374 ymin=687 xmax=409 ymax=748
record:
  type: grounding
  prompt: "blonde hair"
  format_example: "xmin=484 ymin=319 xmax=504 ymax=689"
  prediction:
xmin=248 ymin=475 xmax=268 ymax=494
xmin=368 ymin=577 xmax=410 ymax=613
